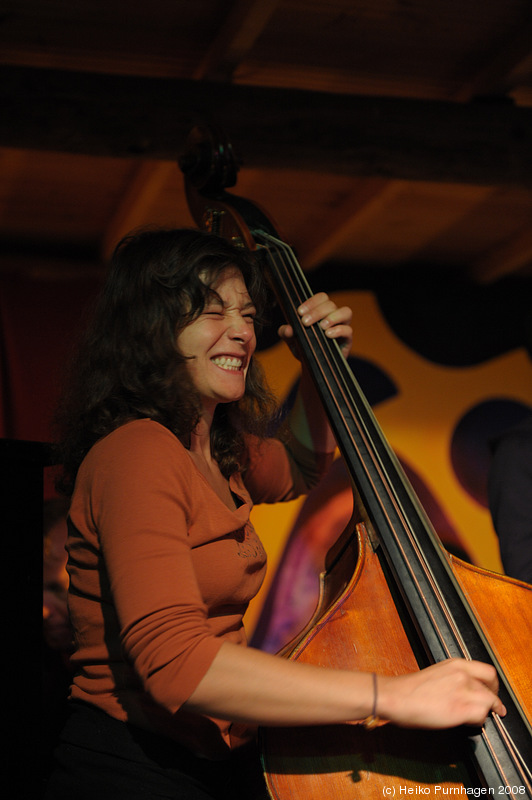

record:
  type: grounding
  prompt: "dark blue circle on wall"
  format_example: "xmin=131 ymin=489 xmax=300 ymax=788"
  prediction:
xmin=450 ymin=399 xmax=532 ymax=508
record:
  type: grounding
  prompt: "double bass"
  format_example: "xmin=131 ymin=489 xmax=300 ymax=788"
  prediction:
xmin=180 ymin=125 xmax=532 ymax=800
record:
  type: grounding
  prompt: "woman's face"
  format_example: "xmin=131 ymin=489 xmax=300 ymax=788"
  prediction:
xmin=177 ymin=267 xmax=257 ymax=415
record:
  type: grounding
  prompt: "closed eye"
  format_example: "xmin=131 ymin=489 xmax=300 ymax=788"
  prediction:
xmin=243 ymin=303 xmax=257 ymax=320
xmin=202 ymin=304 xmax=224 ymax=316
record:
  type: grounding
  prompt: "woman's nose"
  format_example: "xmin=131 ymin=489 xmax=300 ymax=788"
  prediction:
xmin=228 ymin=315 xmax=253 ymax=342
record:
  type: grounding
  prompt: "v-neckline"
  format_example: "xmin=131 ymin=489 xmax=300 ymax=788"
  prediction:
xmin=184 ymin=448 xmax=243 ymax=512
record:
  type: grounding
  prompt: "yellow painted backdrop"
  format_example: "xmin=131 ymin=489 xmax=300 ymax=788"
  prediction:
xmin=245 ymin=289 xmax=532 ymax=636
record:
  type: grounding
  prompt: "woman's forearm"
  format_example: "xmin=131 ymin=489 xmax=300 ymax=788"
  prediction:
xmin=183 ymin=641 xmax=505 ymax=730
xmin=183 ymin=641 xmax=373 ymax=727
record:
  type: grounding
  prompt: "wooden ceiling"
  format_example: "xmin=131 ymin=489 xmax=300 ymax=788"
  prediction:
xmin=1 ymin=0 xmax=532 ymax=282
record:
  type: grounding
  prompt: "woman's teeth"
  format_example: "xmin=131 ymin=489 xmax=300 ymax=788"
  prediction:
xmin=211 ymin=357 xmax=243 ymax=370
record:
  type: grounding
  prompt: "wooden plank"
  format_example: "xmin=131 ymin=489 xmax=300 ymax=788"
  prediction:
xmin=101 ymin=161 xmax=176 ymax=260
xmin=193 ymin=0 xmax=282 ymax=81
xmin=1 ymin=65 xmax=531 ymax=186
xmin=104 ymin=1 xmax=282 ymax=259
xmin=307 ymin=182 xmax=500 ymax=268
xmin=471 ymin=224 xmax=532 ymax=282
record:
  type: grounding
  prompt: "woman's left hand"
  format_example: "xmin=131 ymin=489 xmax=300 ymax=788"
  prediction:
xmin=278 ymin=292 xmax=353 ymax=359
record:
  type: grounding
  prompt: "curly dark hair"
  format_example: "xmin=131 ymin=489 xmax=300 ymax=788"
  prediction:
xmin=54 ymin=227 xmax=280 ymax=495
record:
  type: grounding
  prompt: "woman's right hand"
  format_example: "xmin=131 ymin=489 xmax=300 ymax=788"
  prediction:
xmin=378 ymin=658 xmax=506 ymax=729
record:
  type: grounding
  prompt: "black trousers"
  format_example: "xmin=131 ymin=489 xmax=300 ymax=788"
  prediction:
xmin=44 ymin=702 xmax=269 ymax=800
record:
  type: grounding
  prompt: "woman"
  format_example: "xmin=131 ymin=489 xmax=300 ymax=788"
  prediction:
xmin=46 ymin=228 xmax=504 ymax=799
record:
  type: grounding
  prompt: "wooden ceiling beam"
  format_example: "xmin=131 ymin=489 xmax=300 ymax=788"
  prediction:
xmin=452 ymin=20 xmax=532 ymax=101
xmin=101 ymin=160 xmax=175 ymax=261
xmin=304 ymin=182 xmax=496 ymax=269
xmin=470 ymin=225 xmax=532 ymax=282
xmin=101 ymin=0 xmax=281 ymax=258
xmin=193 ymin=0 xmax=281 ymax=81
xmin=1 ymin=65 xmax=531 ymax=187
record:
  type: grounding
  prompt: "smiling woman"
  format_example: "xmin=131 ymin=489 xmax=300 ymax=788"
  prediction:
xmin=54 ymin=228 xmax=276 ymax=491
xmin=46 ymin=227 xmax=505 ymax=800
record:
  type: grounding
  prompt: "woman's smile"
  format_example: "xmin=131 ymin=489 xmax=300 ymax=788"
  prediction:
xmin=211 ymin=355 xmax=244 ymax=371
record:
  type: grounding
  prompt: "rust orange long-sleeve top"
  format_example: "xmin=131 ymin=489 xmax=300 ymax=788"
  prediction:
xmin=66 ymin=418 xmax=332 ymax=758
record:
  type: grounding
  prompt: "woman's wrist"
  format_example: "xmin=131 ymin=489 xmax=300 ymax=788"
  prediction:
xmin=363 ymin=672 xmax=380 ymax=729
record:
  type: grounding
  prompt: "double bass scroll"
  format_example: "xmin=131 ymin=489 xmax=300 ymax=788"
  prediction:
xmin=179 ymin=123 xmax=532 ymax=800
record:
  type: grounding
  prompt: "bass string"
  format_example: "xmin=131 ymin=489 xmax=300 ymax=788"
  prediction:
xmin=258 ymin=230 xmax=473 ymax=656
xmin=260 ymin=232 xmax=528 ymax=783
xmin=493 ymin=714 xmax=532 ymax=785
